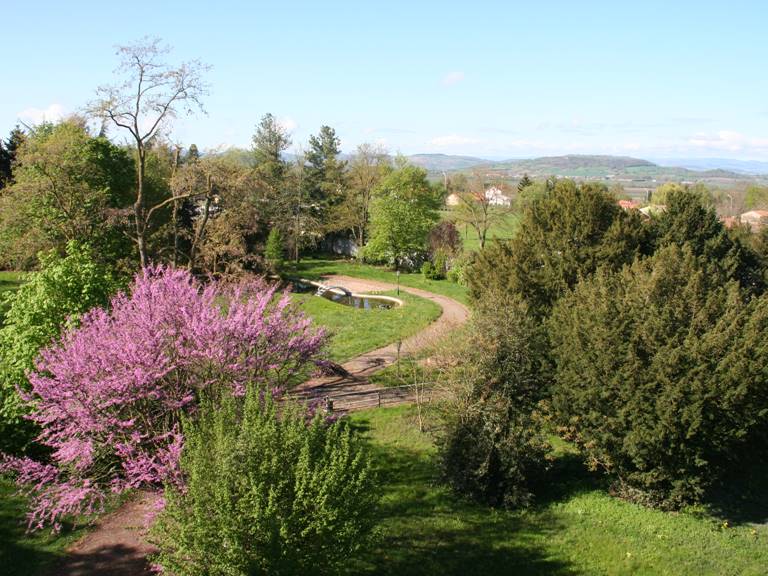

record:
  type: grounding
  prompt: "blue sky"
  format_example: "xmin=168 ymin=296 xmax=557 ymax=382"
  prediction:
xmin=3 ymin=0 xmax=768 ymax=160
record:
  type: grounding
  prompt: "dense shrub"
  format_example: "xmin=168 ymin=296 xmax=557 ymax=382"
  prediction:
xmin=549 ymin=245 xmax=768 ymax=507
xmin=439 ymin=293 xmax=551 ymax=508
xmin=0 ymin=241 xmax=120 ymax=454
xmin=1 ymin=267 xmax=326 ymax=530
xmin=152 ymin=383 xmax=379 ymax=576
xmin=421 ymin=251 xmax=447 ymax=280
xmin=264 ymin=227 xmax=284 ymax=271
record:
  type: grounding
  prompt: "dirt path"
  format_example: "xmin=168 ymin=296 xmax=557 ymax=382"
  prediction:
xmin=49 ymin=491 xmax=160 ymax=576
xmin=294 ymin=275 xmax=469 ymax=409
xmin=53 ymin=276 xmax=469 ymax=574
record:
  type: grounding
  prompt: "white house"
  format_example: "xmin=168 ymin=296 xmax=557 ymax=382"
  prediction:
xmin=740 ymin=210 xmax=768 ymax=230
xmin=484 ymin=186 xmax=512 ymax=207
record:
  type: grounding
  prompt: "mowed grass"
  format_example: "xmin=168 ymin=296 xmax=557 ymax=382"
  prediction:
xmin=440 ymin=208 xmax=520 ymax=252
xmin=345 ymin=405 xmax=768 ymax=576
xmin=288 ymin=258 xmax=469 ymax=304
xmin=292 ymin=290 xmax=441 ymax=362
xmin=0 ymin=478 xmax=87 ymax=576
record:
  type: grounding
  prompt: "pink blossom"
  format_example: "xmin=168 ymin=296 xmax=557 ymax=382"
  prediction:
xmin=3 ymin=267 xmax=326 ymax=530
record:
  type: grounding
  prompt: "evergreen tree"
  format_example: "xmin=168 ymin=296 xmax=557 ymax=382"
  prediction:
xmin=251 ymin=113 xmax=291 ymax=186
xmin=264 ymin=227 xmax=284 ymax=270
xmin=305 ymin=125 xmax=347 ymax=231
xmin=185 ymin=143 xmax=200 ymax=164
xmin=0 ymin=125 xmax=26 ymax=187
xmin=549 ymin=245 xmax=768 ymax=507
xmin=468 ymin=179 xmax=650 ymax=316
xmin=517 ymin=173 xmax=533 ymax=192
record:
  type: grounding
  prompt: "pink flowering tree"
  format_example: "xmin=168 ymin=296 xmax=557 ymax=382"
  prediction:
xmin=2 ymin=267 xmax=327 ymax=530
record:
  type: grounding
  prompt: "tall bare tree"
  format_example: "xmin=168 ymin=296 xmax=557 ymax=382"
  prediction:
xmin=90 ymin=37 xmax=210 ymax=267
xmin=452 ymin=172 xmax=514 ymax=249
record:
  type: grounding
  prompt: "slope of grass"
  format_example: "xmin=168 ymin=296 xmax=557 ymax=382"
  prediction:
xmin=346 ymin=405 xmax=768 ymax=576
xmin=440 ymin=208 xmax=520 ymax=252
xmin=288 ymin=258 xmax=469 ymax=304
xmin=292 ymin=290 xmax=441 ymax=362
xmin=0 ymin=478 xmax=88 ymax=576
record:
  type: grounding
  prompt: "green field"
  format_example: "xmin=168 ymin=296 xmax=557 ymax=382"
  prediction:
xmin=346 ymin=405 xmax=768 ymax=576
xmin=440 ymin=209 xmax=519 ymax=252
xmin=289 ymin=258 xmax=469 ymax=304
xmin=292 ymin=290 xmax=441 ymax=362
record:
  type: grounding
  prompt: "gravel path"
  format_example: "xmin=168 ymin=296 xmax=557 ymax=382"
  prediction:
xmin=294 ymin=275 xmax=469 ymax=409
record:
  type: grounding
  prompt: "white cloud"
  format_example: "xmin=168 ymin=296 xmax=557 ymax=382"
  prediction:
xmin=278 ymin=116 xmax=298 ymax=133
xmin=441 ymin=71 xmax=465 ymax=86
xmin=429 ymin=134 xmax=481 ymax=147
xmin=687 ymin=130 xmax=768 ymax=152
xmin=17 ymin=103 xmax=66 ymax=125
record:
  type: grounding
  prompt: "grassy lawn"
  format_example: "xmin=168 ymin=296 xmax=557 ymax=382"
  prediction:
xmin=292 ymin=290 xmax=441 ymax=362
xmin=346 ymin=405 xmax=768 ymax=576
xmin=0 ymin=477 xmax=87 ymax=576
xmin=287 ymin=258 xmax=469 ymax=304
xmin=440 ymin=208 xmax=520 ymax=252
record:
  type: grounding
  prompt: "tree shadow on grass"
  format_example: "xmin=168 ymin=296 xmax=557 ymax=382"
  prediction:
xmin=0 ymin=482 xmax=69 ymax=576
xmin=703 ymin=462 xmax=768 ymax=525
xmin=49 ymin=544 xmax=154 ymax=576
xmin=346 ymin=423 xmax=583 ymax=576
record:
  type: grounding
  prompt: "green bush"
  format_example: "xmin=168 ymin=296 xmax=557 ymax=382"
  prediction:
xmin=420 ymin=260 xmax=434 ymax=279
xmin=549 ymin=245 xmax=768 ymax=507
xmin=152 ymin=384 xmax=380 ymax=576
xmin=0 ymin=241 xmax=120 ymax=454
xmin=264 ymin=227 xmax=284 ymax=271
xmin=438 ymin=293 xmax=551 ymax=508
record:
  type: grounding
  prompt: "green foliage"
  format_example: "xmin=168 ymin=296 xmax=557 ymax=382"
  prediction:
xmin=549 ymin=245 xmax=768 ymax=507
xmin=651 ymin=182 xmax=712 ymax=207
xmin=365 ymin=165 xmax=440 ymax=270
xmin=744 ymin=184 xmax=768 ymax=210
xmin=651 ymin=188 xmax=765 ymax=293
xmin=0 ymin=120 xmax=134 ymax=269
xmin=468 ymin=179 xmax=649 ymax=315
xmin=0 ymin=241 xmax=120 ymax=453
xmin=264 ymin=228 xmax=284 ymax=270
xmin=438 ymin=293 xmax=551 ymax=508
xmin=152 ymin=384 xmax=379 ymax=576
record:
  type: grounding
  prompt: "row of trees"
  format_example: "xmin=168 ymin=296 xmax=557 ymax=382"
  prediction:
xmin=440 ymin=181 xmax=768 ymax=509
xmin=0 ymin=38 xmax=447 ymax=277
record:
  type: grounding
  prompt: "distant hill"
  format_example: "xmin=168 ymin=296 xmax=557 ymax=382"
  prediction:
xmin=406 ymin=153 xmax=489 ymax=172
xmin=652 ymin=158 xmax=768 ymax=176
xmin=207 ymin=149 xmax=768 ymax=188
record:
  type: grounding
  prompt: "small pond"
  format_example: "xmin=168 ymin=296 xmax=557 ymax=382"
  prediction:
xmin=287 ymin=279 xmax=397 ymax=310
xmin=319 ymin=290 xmax=394 ymax=310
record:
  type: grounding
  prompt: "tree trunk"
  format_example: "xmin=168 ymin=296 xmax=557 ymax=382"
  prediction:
xmin=135 ymin=146 xmax=148 ymax=268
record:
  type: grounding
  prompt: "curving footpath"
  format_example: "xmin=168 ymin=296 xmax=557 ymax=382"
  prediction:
xmin=48 ymin=275 xmax=469 ymax=576
xmin=294 ymin=274 xmax=469 ymax=410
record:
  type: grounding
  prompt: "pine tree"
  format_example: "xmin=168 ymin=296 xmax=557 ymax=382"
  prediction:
xmin=185 ymin=143 xmax=200 ymax=164
xmin=252 ymin=113 xmax=291 ymax=186
xmin=305 ymin=125 xmax=347 ymax=230
xmin=264 ymin=227 xmax=284 ymax=270
xmin=517 ymin=173 xmax=533 ymax=192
